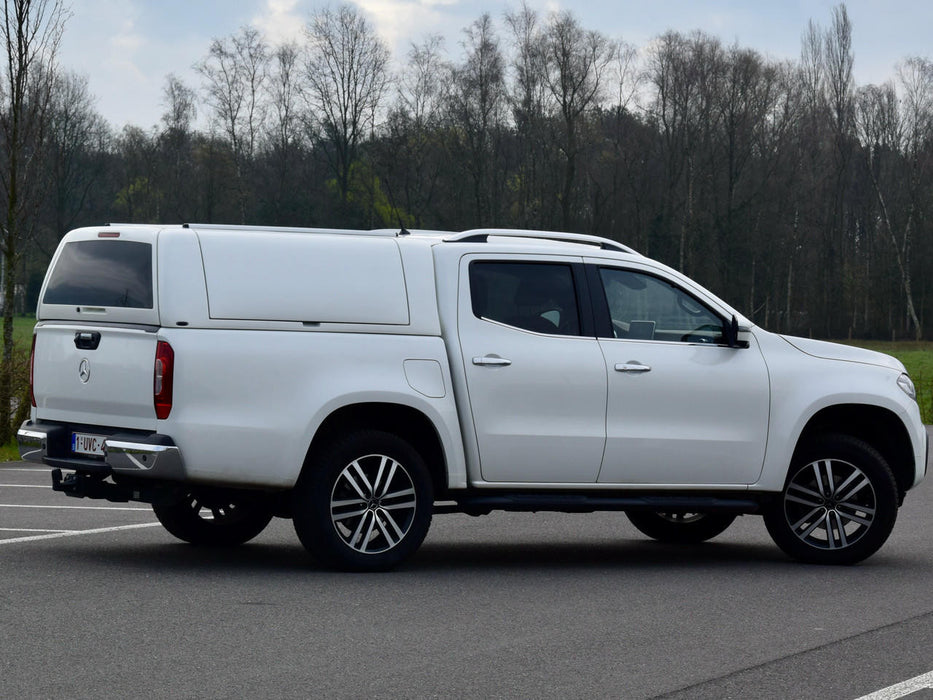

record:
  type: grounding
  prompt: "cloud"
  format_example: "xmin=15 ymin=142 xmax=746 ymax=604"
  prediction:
xmin=252 ymin=0 xmax=305 ymax=44
xmin=352 ymin=0 xmax=455 ymax=57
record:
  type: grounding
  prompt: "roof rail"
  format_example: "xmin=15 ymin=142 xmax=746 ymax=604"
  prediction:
xmin=446 ymin=228 xmax=639 ymax=254
xmin=182 ymin=223 xmax=402 ymax=237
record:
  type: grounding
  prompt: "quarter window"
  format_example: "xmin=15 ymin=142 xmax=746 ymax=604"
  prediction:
xmin=470 ymin=262 xmax=581 ymax=336
xmin=599 ymin=268 xmax=725 ymax=343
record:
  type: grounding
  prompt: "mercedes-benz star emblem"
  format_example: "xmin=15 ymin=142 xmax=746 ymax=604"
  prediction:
xmin=78 ymin=358 xmax=90 ymax=383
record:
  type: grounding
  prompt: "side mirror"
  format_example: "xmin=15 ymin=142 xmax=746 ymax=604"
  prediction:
xmin=725 ymin=315 xmax=750 ymax=348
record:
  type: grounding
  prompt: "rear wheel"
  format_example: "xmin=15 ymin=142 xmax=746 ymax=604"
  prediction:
xmin=763 ymin=434 xmax=898 ymax=565
xmin=626 ymin=511 xmax=736 ymax=543
xmin=293 ymin=430 xmax=434 ymax=572
xmin=153 ymin=493 xmax=273 ymax=546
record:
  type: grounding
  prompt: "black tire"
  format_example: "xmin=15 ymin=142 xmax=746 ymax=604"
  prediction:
xmin=626 ymin=511 xmax=736 ymax=543
xmin=292 ymin=430 xmax=434 ymax=572
xmin=763 ymin=434 xmax=898 ymax=565
xmin=153 ymin=493 xmax=274 ymax=546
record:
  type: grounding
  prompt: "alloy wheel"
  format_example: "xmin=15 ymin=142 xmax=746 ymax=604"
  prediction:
xmin=782 ymin=457 xmax=877 ymax=551
xmin=330 ymin=453 xmax=418 ymax=555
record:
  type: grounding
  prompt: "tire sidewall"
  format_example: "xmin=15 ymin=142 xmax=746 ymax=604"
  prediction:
xmin=293 ymin=430 xmax=434 ymax=572
xmin=153 ymin=494 xmax=274 ymax=546
xmin=626 ymin=511 xmax=736 ymax=543
xmin=764 ymin=434 xmax=898 ymax=565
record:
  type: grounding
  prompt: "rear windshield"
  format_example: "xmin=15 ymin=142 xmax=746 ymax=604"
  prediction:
xmin=43 ymin=240 xmax=153 ymax=308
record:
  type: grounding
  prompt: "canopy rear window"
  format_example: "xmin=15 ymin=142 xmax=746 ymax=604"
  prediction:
xmin=43 ymin=240 xmax=153 ymax=309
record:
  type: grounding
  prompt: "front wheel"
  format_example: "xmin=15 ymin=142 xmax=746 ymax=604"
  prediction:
xmin=153 ymin=493 xmax=274 ymax=546
xmin=626 ymin=511 xmax=736 ymax=543
xmin=763 ymin=434 xmax=898 ymax=565
xmin=293 ymin=430 xmax=434 ymax=572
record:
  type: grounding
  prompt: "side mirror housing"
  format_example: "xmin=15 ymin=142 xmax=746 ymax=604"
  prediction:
xmin=725 ymin=315 xmax=751 ymax=349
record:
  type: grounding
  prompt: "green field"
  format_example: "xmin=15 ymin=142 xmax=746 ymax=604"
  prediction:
xmin=0 ymin=316 xmax=36 ymax=460
xmin=11 ymin=314 xmax=35 ymax=343
xmin=841 ymin=340 xmax=933 ymax=424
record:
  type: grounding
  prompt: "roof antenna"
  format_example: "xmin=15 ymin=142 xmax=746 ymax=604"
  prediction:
xmin=382 ymin=176 xmax=409 ymax=236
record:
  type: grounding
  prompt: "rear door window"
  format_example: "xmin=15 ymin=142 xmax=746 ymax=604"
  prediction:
xmin=43 ymin=240 xmax=153 ymax=309
xmin=469 ymin=261 xmax=582 ymax=336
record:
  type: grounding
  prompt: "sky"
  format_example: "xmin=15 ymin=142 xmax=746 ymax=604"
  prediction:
xmin=57 ymin=0 xmax=933 ymax=131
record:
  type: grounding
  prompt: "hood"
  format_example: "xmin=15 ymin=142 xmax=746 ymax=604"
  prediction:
xmin=780 ymin=335 xmax=905 ymax=372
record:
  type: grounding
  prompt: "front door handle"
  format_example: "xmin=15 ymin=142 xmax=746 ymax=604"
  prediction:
xmin=615 ymin=362 xmax=651 ymax=373
xmin=473 ymin=355 xmax=512 ymax=367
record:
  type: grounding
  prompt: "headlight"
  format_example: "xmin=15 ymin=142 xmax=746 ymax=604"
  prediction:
xmin=897 ymin=373 xmax=917 ymax=400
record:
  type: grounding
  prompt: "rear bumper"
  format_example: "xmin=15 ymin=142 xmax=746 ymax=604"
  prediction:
xmin=17 ymin=420 xmax=185 ymax=481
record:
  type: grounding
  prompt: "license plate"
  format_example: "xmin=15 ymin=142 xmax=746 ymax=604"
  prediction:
xmin=72 ymin=432 xmax=106 ymax=456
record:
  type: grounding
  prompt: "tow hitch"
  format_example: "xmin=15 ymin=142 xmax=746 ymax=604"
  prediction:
xmin=50 ymin=468 xmax=174 ymax=505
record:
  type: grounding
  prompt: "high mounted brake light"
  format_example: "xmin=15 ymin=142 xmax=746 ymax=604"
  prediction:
xmin=154 ymin=341 xmax=174 ymax=419
xmin=98 ymin=232 xmax=120 ymax=238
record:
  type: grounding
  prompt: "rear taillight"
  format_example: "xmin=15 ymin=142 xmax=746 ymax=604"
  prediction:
xmin=29 ymin=334 xmax=36 ymax=407
xmin=154 ymin=341 xmax=174 ymax=419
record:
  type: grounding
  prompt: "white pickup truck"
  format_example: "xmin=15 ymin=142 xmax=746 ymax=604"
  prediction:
xmin=18 ymin=224 xmax=927 ymax=570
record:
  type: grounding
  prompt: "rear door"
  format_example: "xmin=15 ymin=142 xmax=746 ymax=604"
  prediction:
xmin=458 ymin=255 xmax=608 ymax=483
xmin=33 ymin=227 xmax=162 ymax=431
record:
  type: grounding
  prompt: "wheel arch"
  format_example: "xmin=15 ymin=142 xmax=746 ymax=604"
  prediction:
xmin=794 ymin=403 xmax=915 ymax=499
xmin=302 ymin=402 xmax=449 ymax=499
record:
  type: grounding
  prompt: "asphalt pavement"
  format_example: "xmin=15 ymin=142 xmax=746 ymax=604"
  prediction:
xmin=1 ymin=434 xmax=931 ymax=699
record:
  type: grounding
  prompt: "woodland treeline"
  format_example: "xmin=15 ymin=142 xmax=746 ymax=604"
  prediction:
xmin=9 ymin=2 xmax=933 ymax=343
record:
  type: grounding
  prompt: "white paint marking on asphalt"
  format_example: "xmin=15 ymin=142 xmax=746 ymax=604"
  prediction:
xmin=0 ymin=528 xmax=74 ymax=533
xmin=854 ymin=670 xmax=933 ymax=699
xmin=0 ymin=468 xmax=51 ymax=472
xmin=0 ymin=522 xmax=161 ymax=545
xmin=0 ymin=483 xmax=51 ymax=488
xmin=0 ymin=503 xmax=151 ymax=511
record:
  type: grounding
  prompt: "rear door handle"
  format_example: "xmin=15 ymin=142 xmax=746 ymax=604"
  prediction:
xmin=473 ymin=355 xmax=512 ymax=367
xmin=615 ymin=362 xmax=651 ymax=373
xmin=74 ymin=331 xmax=101 ymax=350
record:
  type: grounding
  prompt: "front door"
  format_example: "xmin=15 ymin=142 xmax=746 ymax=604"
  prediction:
xmin=592 ymin=264 xmax=771 ymax=485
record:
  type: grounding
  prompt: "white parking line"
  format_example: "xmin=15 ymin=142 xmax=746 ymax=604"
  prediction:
xmin=0 ymin=468 xmax=50 ymax=472
xmin=0 ymin=522 xmax=162 ymax=545
xmin=0 ymin=483 xmax=51 ymax=488
xmin=855 ymin=670 xmax=933 ymax=699
xmin=0 ymin=528 xmax=74 ymax=533
xmin=0 ymin=503 xmax=151 ymax=511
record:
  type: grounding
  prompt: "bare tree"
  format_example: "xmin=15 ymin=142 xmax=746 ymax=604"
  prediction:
xmin=302 ymin=4 xmax=390 ymax=211
xmin=162 ymin=73 xmax=197 ymax=135
xmin=447 ymin=13 xmax=507 ymax=226
xmin=821 ymin=4 xmax=856 ymax=335
xmin=46 ymin=71 xmax=107 ymax=237
xmin=267 ymin=43 xmax=301 ymax=162
xmin=196 ymin=25 xmax=269 ymax=222
xmin=646 ymin=31 xmax=724 ymax=271
xmin=0 ymin=0 xmax=66 ymax=444
xmin=377 ymin=35 xmax=447 ymax=226
xmin=799 ymin=19 xmax=825 ymax=117
xmin=262 ymin=42 xmax=304 ymax=221
xmin=542 ymin=11 xmax=614 ymax=230
xmin=505 ymin=2 xmax=550 ymax=228
xmin=825 ymin=4 xmax=855 ymax=155
xmin=158 ymin=74 xmax=197 ymax=221
xmin=856 ymin=58 xmax=933 ymax=339
xmin=112 ymin=125 xmax=161 ymax=222
xmin=398 ymin=35 xmax=446 ymax=128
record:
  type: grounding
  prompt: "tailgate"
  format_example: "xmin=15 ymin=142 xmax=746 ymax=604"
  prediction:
xmin=33 ymin=323 xmax=160 ymax=431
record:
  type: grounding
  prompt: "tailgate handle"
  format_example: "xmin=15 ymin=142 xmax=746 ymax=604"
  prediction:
xmin=74 ymin=331 xmax=101 ymax=350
